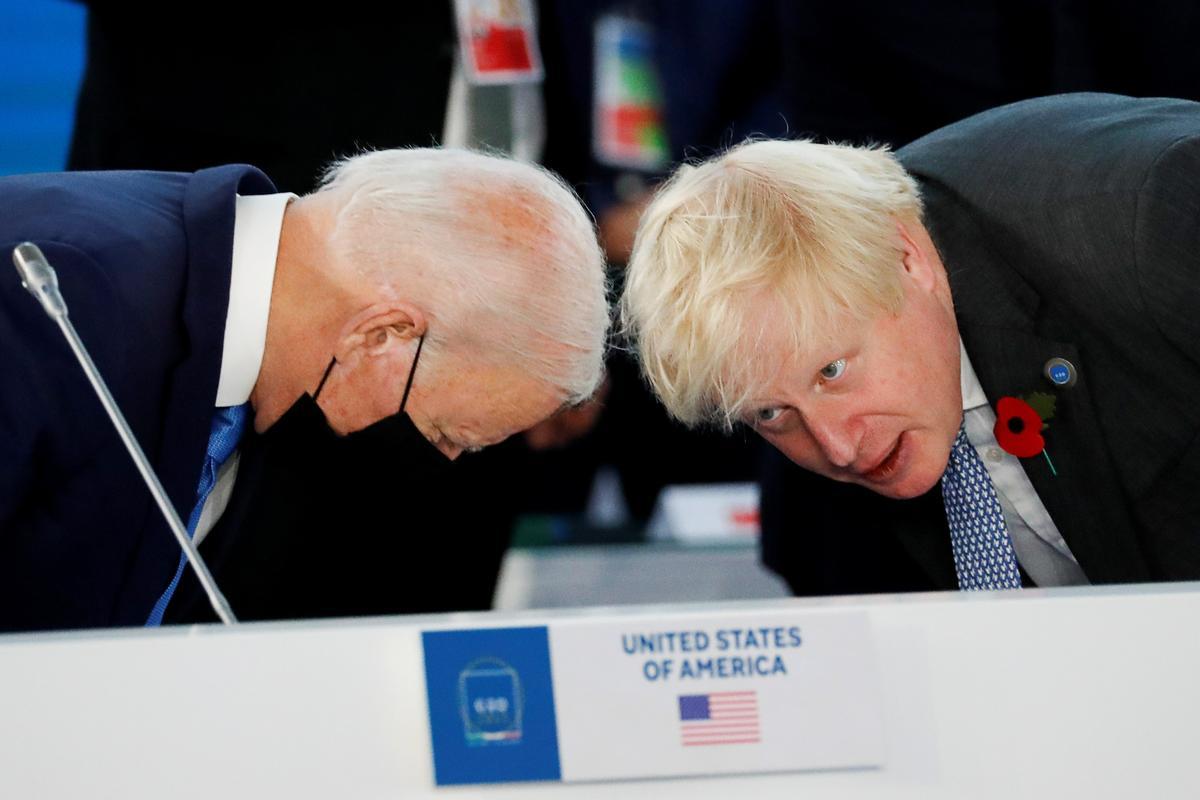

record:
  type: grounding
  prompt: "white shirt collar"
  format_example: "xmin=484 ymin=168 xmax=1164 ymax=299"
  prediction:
xmin=960 ymin=338 xmax=989 ymax=411
xmin=215 ymin=192 xmax=296 ymax=407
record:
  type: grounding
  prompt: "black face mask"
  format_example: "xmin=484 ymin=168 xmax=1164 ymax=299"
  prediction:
xmin=165 ymin=335 xmax=456 ymax=623
xmin=259 ymin=333 xmax=454 ymax=479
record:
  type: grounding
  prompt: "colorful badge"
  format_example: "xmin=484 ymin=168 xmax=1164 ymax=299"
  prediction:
xmin=593 ymin=14 xmax=669 ymax=170
xmin=1043 ymin=356 xmax=1077 ymax=387
xmin=455 ymin=0 xmax=544 ymax=84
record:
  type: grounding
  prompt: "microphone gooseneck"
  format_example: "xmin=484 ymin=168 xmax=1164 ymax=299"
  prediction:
xmin=11 ymin=242 xmax=237 ymax=626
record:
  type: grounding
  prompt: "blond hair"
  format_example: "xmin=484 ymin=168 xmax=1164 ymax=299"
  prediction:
xmin=621 ymin=138 xmax=922 ymax=427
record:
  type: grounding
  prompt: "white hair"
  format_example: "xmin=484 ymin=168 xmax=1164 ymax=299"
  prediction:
xmin=315 ymin=148 xmax=609 ymax=403
xmin=621 ymin=138 xmax=922 ymax=427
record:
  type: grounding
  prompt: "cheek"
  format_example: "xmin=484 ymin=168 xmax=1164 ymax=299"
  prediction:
xmin=347 ymin=356 xmax=402 ymax=409
xmin=893 ymin=429 xmax=954 ymax=497
xmin=764 ymin=429 xmax=825 ymax=471
xmin=919 ymin=346 xmax=962 ymax=425
xmin=883 ymin=341 xmax=957 ymax=423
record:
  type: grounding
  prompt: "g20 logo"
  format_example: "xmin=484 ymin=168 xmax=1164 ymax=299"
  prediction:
xmin=458 ymin=657 xmax=524 ymax=745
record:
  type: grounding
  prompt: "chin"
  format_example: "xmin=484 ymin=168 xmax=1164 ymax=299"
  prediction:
xmin=872 ymin=470 xmax=941 ymax=500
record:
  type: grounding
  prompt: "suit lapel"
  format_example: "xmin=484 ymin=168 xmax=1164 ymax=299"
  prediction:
xmin=961 ymin=329 xmax=1151 ymax=583
xmin=923 ymin=179 xmax=1152 ymax=585
xmin=116 ymin=165 xmax=277 ymax=620
xmin=157 ymin=170 xmax=238 ymax=515
xmin=888 ymin=487 xmax=958 ymax=589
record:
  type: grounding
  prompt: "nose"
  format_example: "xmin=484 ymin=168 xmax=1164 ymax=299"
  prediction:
xmin=802 ymin=410 xmax=858 ymax=469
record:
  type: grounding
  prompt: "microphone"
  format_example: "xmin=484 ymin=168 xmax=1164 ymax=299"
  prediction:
xmin=11 ymin=242 xmax=237 ymax=626
xmin=13 ymin=242 xmax=67 ymax=319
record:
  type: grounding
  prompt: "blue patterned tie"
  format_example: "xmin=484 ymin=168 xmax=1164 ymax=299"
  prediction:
xmin=940 ymin=424 xmax=1023 ymax=591
xmin=146 ymin=403 xmax=249 ymax=625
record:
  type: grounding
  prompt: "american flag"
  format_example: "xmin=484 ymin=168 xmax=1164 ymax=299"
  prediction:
xmin=678 ymin=691 xmax=760 ymax=746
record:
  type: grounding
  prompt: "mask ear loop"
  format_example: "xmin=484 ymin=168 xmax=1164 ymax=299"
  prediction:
xmin=312 ymin=356 xmax=338 ymax=403
xmin=399 ymin=334 xmax=425 ymax=414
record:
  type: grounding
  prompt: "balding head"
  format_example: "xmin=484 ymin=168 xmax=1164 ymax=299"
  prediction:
xmin=315 ymin=148 xmax=609 ymax=404
xmin=253 ymin=148 xmax=609 ymax=457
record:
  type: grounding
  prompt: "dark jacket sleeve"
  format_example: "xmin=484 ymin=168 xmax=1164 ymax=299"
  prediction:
xmin=0 ymin=300 xmax=41 ymax=531
xmin=0 ymin=239 xmax=143 ymax=628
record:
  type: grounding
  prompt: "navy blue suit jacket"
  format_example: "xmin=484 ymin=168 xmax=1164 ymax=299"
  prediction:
xmin=0 ymin=166 xmax=275 ymax=631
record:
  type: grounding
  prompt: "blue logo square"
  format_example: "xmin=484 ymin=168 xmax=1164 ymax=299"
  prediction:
xmin=678 ymin=694 xmax=711 ymax=720
xmin=422 ymin=626 xmax=562 ymax=786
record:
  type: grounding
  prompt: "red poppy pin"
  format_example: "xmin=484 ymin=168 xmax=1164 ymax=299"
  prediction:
xmin=994 ymin=392 xmax=1058 ymax=476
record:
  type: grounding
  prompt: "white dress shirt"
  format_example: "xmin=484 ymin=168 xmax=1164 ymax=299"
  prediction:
xmin=192 ymin=192 xmax=295 ymax=546
xmin=959 ymin=341 xmax=1089 ymax=586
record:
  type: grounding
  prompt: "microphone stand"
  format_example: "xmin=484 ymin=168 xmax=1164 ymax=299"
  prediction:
xmin=12 ymin=242 xmax=237 ymax=626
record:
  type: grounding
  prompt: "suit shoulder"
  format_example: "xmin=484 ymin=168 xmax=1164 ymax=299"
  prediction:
xmin=899 ymin=94 xmax=1200 ymax=195
xmin=0 ymin=171 xmax=191 ymax=256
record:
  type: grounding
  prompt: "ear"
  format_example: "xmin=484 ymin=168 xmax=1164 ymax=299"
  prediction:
xmin=334 ymin=302 xmax=427 ymax=363
xmin=895 ymin=218 xmax=939 ymax=293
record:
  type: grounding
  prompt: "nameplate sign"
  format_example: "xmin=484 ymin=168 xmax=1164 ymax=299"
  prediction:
xmin=421 ymin=609 xmax=884 ymax=786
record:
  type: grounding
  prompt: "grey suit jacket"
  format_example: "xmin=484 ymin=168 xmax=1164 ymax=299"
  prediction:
xmin=762 ymin=93 xmax=1200 ymax=592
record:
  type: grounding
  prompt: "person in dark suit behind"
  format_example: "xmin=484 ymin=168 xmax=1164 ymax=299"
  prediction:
xmin=67 ymin=6 xmax=457 ymax=194
xmin=0 ymin=149 xmax=610 ymax=632
xmin=621 ymin=93 xmax=1200 ymax=593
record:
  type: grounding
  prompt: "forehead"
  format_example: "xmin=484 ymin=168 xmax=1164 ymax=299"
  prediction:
xmin=726 ymin=294 xmax=871 ymax=385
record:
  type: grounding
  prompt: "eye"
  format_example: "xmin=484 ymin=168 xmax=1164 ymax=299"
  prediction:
xmin=754 ymin=407 xmax=784 ymax=425
xmin=819 ymin=358 xmax=847 ymax=381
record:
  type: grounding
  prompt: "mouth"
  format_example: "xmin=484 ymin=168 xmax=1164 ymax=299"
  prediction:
xmin=857 ymin=432 xmax=908 ymax=484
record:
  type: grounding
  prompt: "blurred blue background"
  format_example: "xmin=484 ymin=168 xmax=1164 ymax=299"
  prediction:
xmin=0 ymin=0 xmax=85 ymax=175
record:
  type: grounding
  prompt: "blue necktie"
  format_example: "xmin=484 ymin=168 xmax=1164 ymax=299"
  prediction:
xmin=940 ymin=424 xmax=1023 ymax=591
xmin=146 ymin=403 xmax=249 ymax=626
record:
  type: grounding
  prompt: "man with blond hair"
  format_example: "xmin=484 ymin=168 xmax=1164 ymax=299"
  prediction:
xmin=0 ymin=148 xmax=609 ymax=630
xmin=623 ymin=93 xmax=1200 ymax=594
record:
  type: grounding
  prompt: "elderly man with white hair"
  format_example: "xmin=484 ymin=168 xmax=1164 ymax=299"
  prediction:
xmin=0 ymin=148 xmax=608 ymax=631
xmin=622 ymin=93 xmax=1200 ymax=596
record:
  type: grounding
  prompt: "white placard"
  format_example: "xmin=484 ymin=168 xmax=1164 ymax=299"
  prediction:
xmin=549 ymin=610 xmax=885 ymax=782
xmin=647 ymin=483 xmax=761 ymax=543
